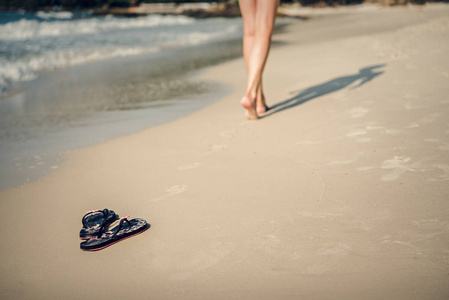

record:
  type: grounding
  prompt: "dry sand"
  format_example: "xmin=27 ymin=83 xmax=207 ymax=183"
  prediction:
xmin=1 ymin=4 xmax=449 ymax=299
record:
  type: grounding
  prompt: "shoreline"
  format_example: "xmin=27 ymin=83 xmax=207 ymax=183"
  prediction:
xmin=0 ymin=42 xmax=235 ymax=191
xmin=0 ymin=4 xmax=448 ymax=299
xmin=0 ymin=16 xmax=297 ymax=191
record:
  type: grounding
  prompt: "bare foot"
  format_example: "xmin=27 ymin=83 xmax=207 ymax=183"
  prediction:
xmin=240 ymin=96 xmax=259 ymax=120
xmin=256 ymin=103 xmax=269 ymax=114
xmin=256 ymin=95 xmax=269 ymax=114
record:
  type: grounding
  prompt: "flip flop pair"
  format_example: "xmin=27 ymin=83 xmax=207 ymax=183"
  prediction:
xmin=79 ymin=209 xmax=148 ymax=251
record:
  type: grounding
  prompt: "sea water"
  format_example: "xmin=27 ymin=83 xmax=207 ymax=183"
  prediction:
xmin=0 ymin=11 xmax=296 ymax=190
xmin=0 ymin=11 xmax=243 ymax=96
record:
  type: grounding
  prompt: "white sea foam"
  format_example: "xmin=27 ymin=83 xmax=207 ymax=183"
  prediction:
xmin=36 ymin=11 xmax=74 ymax=20
xmin=0 ymin=13 xmax=242 ymax=96
xmin=0 ymin=46 xmax=156 ymax=95
xmin=0 ymin=14 xmax=195 ymax=40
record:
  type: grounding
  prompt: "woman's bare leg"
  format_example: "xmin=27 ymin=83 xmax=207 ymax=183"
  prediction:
xmin=240 ymin=0 xmax=258 ymax=118
xmin=239 ymin=0 xmax=278 ymax=119
xmin=256 ymin=79 xmax=268 ymax=114
xmin=241 ymin=9 xmax=268 ymax=115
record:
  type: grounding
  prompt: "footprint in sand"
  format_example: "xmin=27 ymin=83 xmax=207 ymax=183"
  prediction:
xmin=206 ymin=144 xmax=227 ymax=154
xmin=326 ymin=159 xmax=354 ymax=166
xmin=382 ymin=219 xmax=447 ymax=248
xmin=380 ymin=156 xmax=418 ymax=182
xmin=357 ymin=166 xmax=377 ymax=171
xmin=347 ymin=106 xmax=369 ymax=118
xmin=151 ymin=185 xmax=187 ymax=202
xmin=346 ymin=130 xmax=367 ymax=137
xmin=413 ymin=219 xmax=448 ymax=231
xmin=219 ymin=129 xmax=236 ymax=139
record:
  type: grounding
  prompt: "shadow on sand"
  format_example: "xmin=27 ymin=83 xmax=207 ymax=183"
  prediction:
xmin=263 ymin=64 xmax=386 ymax=118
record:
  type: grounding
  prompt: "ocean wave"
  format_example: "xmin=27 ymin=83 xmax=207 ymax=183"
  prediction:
xmin=36 ymin=11 xmax=74 ymax=20
xmin=0 ymin=46 xmax=158 ymax=95
xmin=158 ymin=24 xmax=239 ymax=47
xmin=0 ymin=27 xmax=239 ymax=95
xmin=0 ymin=14 xmax=195 ymax=40
xmin=0 ymin=13 xmax=242 ymax=97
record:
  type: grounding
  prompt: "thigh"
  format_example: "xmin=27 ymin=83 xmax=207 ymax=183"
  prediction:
xmin=239 ymin=0 xmax=257 ymax=33
xmin=255 ymin=0 xmax=279 ymax=29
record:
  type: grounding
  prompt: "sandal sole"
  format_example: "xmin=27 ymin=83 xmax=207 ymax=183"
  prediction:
xmin=80 ymin=224 xmax=149 ymax=251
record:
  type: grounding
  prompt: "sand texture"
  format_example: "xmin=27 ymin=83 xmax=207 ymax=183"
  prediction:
xmin=0 ymin=4 xmax=448 ymax=299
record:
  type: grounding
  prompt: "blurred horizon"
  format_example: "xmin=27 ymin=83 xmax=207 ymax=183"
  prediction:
xmin=3 ymin=0 xmax=445 ymax=12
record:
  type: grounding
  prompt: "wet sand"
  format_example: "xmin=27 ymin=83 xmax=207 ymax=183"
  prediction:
xmin=0 ymin=39 xmax=242 ymax=190
xmin=0 ymin=4 xmax=448 ymax=299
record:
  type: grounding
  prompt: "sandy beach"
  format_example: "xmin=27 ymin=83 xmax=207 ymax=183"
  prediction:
xmin=1 ymin=3 xmax=448 ymax=299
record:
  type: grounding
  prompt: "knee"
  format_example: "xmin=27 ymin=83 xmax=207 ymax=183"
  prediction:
xmin=259 ymin=18 xmax=275 ymax=35
xmin=243 ymin=25 xmax=256 ymax=39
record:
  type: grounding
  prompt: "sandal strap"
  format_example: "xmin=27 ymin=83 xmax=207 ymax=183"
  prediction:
xmin=111 ymin=216 xmax=131 ymax=239
xmin=96 ymin=216 xmax=130 ymax=239
xmin=82 ymin=208 xmax=109 ymax=228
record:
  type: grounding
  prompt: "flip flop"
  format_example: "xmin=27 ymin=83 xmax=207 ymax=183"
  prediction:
xmin=80 ymin=216 xmax=148 ymax=251
xmin=79 ymin=209 xmax=118 ymax=240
